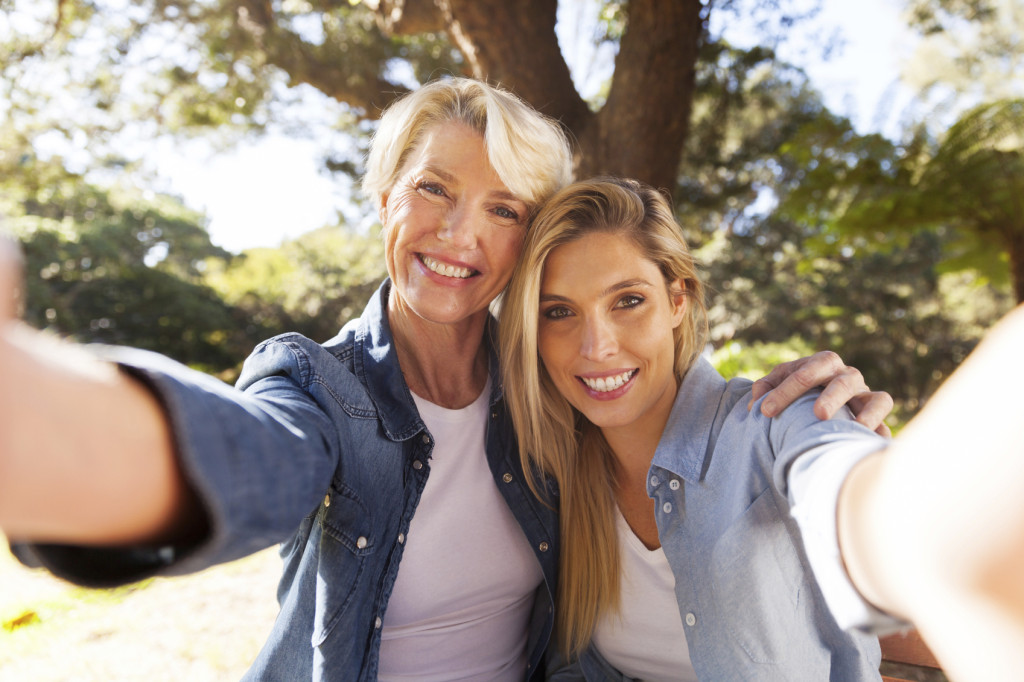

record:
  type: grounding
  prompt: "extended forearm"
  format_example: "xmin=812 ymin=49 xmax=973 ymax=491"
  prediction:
xmin=838 ymin=304 xmax=1024 ymax=680
xmin=0 ymin=322 xmax=197 ymax=546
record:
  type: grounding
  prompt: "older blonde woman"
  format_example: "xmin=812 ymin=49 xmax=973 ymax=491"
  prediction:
xmin=0 ymin=82 xmax=889 ymax=681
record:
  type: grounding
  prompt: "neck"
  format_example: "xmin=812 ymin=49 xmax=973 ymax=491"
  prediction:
xmin=388 ymin=298 xmax=490 ymax=410
xmin=603 ymin=427 xmax=662 ymax=488
xmin=604 ymin=427 xmax=664 ymax=551
xmin=602 ymin=377 xmax=680 ymax=488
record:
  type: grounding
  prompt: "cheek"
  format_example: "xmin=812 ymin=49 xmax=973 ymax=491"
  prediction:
xmin=538 ymin=330 xmax=572 ymax=378
xmin=384 ymin=191 xmax=431 ymax=233
xmin=491 ymin=229 xmax=526 ymax=271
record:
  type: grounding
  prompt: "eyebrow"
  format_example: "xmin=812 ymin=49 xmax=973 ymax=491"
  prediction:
xmin=423 ymin=165 xmax=457 ymax=184
xmin=540 ymin=278 xmax=657 ymax=303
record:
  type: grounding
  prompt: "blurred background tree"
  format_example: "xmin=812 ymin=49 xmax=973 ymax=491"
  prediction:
xmin=1 ymin=0 xmax=1020 ymax=420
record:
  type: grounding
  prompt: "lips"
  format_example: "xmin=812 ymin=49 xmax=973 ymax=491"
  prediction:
xmin=420 ymin=254 xmax=476 ymax=279
xmin=579 ymin=369 xmax=637 ymax=393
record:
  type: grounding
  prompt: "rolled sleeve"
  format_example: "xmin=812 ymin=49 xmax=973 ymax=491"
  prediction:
xmin=786 ymin=425 xmax=907 ymax=634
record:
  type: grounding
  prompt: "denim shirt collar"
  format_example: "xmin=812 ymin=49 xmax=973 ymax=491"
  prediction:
xmin=650 ymin=357 xmax=727 ymax=485
xmin=353 ymin=279 xmax=504 ymax=443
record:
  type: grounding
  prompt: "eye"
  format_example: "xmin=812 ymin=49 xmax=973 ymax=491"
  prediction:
xmin=542 ymin=305 xmax=573 ymax=320
xmin=615 ymin=294 xmax=645 ymax=309
xmin=417 ymin=181 xmax=447 ymax=197
xmin=493 ymin=205 xmax=520 ymax=221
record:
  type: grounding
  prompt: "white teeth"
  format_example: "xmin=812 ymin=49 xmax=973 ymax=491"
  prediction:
xmin=422 ymin=255 xmax=473 ymax=279
xmin=581 ymin=370 xmax=636 ymax=392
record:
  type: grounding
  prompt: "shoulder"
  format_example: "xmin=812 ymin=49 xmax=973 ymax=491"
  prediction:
xmin=713 ymin=378 xmax=833 ymax=453
xmin=237 ymin=332 xmax=352 ymax=388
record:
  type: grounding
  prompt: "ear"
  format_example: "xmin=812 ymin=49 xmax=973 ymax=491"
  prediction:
xmin=668 ymin=278 xmax=688 ymax=328
xmin=378 ymin=193 xmax=390 ymax=225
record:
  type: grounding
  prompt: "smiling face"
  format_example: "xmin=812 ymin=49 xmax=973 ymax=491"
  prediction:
xmin=537 ymin=230 xmax=688 ymax=438
xmin=380 ymin=121 xmax=529 ymax=327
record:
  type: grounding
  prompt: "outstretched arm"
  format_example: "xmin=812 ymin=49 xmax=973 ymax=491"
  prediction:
xmin=838 ymin=304 xmax=1024 ymax=681
xmin=749 ymin=351 xmax=895 ymax=436
xmin=0 ymin=236 xmax=200 ymax=546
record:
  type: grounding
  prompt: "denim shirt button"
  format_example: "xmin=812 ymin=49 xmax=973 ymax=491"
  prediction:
xmin=398 ymin=533 xmax=405 ymax=544
xmin=502 ymin=473 xmax=513 ymax=483
xmin=375 ymin=617 xmax=382 ymax=629
xmin=413 ymin=460 xmax=423 ymax=470
xmin=662 ymin=502 xmax=673 ymax=514
xmin=685 ymin=612 xmax=696 ymax=627
xmin=650 ymin=475 xmax=660 ymax=487
xmin=356 ymin=536 xmax=368 ymax=549
xmin=538 ymin=542 xmax=549 ymax=552
xmin=421 ymin=434 xmax=431 ymax=444
xmin=323 ymin=493 xmax=331 ymax=508
xmin=669 ymin=479 xmax=680 ymax=490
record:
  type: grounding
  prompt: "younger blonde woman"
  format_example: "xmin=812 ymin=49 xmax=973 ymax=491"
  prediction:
xmin=500 ymin=177 xmax=1024 ymax=681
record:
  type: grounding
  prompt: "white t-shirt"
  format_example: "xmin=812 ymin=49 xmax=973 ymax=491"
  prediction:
xmin=592 ymin=508 xmax=698 ymax=682
xmin=377 ymin=380 xmax=543 ymax=681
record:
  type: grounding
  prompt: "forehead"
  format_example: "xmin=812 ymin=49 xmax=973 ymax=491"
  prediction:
xmin=401 ymin=122 xmax=513 ymax=190
xmin=542 ymin=231 xmax=658 ymax=289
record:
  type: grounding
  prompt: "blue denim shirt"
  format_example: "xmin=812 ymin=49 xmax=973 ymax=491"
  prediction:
xmin=18 ymin=280 xmax=560 ymax=681
xmin=552 ymin=358 xmax=889 ymax=682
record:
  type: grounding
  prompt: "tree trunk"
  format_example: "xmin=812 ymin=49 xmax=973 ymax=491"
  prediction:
xmin=442 ymin=0 xmax=593 ymax=137
xmin=385 ymin=0 xmax=706 ymax=192
xmin=577 ymin=0 xmax=705 ymax=192
xmin=1009 ymin=229 xmax=1024 ymax=303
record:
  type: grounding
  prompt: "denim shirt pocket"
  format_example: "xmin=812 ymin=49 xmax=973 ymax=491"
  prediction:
xmin=311 ymin=478 xmax=376 ymax=647
xmin=709 ymin=487 xmax=809 ymax=665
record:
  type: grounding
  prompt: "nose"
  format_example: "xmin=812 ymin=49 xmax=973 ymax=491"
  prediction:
xmin=580 ymin=314 xmax=618 ymax=361
xmin=437 ymin=203 xmax=478 ymax=249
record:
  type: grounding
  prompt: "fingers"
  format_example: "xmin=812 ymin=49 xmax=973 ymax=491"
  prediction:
xmin=809 ymin=364 xmax=870 ymax=420
xmin=0 ymin=234 xmax=24 ymax=323
xmin=747 ymin=349 xmax=896 ymax=432
xmin=847 ymin=392 xmax=895 ymax=437
xmin=754 ymin=351 xmax=845 ymax=416
xmin=747 ymin=356 xmax=811 ymax=410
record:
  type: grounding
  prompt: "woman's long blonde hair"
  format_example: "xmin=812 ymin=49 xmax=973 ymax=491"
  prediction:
xmin=500 ymin=177 xmax=708 ymax=658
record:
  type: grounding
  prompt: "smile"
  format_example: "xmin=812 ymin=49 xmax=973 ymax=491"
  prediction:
xmin=420 ymin=254 xmax=475 ymax=279
xmin=580 ymin=370 xmax=637 ymax=393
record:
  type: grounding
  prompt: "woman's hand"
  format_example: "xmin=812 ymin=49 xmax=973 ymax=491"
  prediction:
xmin=748 ymin=351 xmax=894 ymax=436
xmin=0 ymin=234 xmax=192 ymax=546
xmin=839 ymin=304 xmax=1024 ymax=681
xmin=0 ymin=233 xmax=22 ymax=323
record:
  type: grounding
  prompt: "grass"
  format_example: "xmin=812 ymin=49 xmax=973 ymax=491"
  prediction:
xmin=0 ymin=537 xmax=282 ymax=681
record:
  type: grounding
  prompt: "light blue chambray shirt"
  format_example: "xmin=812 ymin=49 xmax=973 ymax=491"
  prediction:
xmin=552 ymin=358 xmax=895 ymax=682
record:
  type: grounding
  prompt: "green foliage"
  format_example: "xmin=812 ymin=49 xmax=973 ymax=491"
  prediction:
xmin=698 ymin=211 xmax=1013 ymax=423
xmin=205 ymin=226 xmax=386 ymax=344
xmin=3 ymin=150 xmax=260 ymax=374
xmin=777 ymin=98 xmax=1024 ymax=302
xmin=710 ymin=337 xmax=815 ymax=381
xmin=901 ymin=0 xmax=1024 ymax=103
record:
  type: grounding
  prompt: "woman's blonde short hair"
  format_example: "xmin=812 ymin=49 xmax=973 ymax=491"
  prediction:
xmin=500 ymin=177 xmax=708 ymax=658
xmin=362 ymin=77 xmax=574 ymax=212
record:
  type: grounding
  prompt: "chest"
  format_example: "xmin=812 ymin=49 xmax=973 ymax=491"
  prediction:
xmin=384 ymin=394 xmax=543 ymax=622
xmin=617 ymin=486 xmax=660 ymax=549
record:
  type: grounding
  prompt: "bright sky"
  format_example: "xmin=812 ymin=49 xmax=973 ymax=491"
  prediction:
xmin=155 ymin=0 xmax=916 ymax=254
